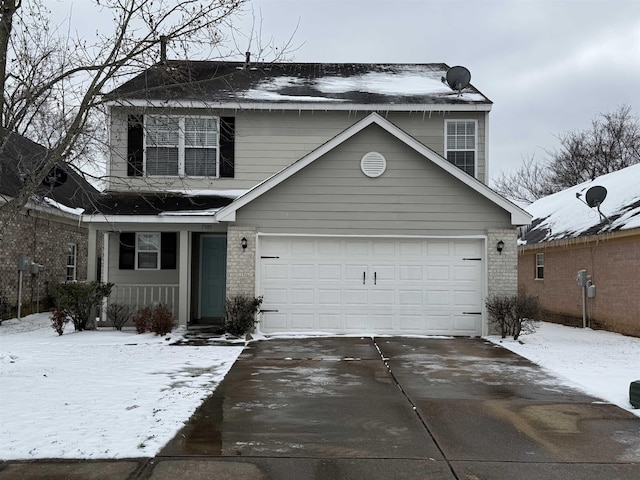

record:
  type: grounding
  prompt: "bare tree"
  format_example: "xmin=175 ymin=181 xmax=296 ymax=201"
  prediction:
xmin=494 ymin=106 xmax=640 ymax=204
xmin=0 ymin=0 xmax=262 ymax=221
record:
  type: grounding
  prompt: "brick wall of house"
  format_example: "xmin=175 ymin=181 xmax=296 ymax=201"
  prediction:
xmin=0 ymin=208 xmax=89 ymax=312
xmin=518 ymin=233 xmax=640 ymax=338
xmin=487 ymin=228 xmax=518 ymax=334
xmin=225 ymin=226 xmax=256 ymax=298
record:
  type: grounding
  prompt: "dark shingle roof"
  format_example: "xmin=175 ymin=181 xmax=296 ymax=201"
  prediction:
xmin=0 ymin=130 xmax=100 ymax=211
xmin=86 ymin=192 xmax=234 ymax=216
xmin=106 ymin=61 xmax=491 ymax=107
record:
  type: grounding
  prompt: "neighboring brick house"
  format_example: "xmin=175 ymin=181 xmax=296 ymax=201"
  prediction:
xmin=519 ymin=163 xmax=640 ymax=337
xmin=84 ymin=61 xmax=531 ymax=335
xmin=0 ymin=131 xmax=99 ymax=315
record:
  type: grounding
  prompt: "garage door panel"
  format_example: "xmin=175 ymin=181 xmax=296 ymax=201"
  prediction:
xmin=344 ymin=289 xmax=368 ymax=305
xmin=263 ymin=264 xmax=288 ymax=280
xmin=258 ymin=237 xmax=483 ymax=335
xmin=291 ymin=264 xmax=314 ymax=279
xmin=318 ymin=289 xmax=341 ymax=305
xmin=291 ymin=289 xmax=314 ymax=305
xmin=426 ymin=265 xmax=450 ymax=281
xmin=371 ymin=289 xmax=394 ymax=305
xmin=291 ymin=314 xmax=314 ymax=329
xmin=344 ymin=314 xmax=367 ymax=330
xmin=318 ymin=264 xmax=342 ymax=280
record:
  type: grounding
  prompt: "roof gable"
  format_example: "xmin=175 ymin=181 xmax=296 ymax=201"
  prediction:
xmin=216 ymin=113 xmax=530 ymax=225
xmin=106 ymin=62 xmax=492 ymax=111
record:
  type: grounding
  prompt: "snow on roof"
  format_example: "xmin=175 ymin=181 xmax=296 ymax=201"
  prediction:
xmin=521 ymin=163 xmax=640 ymax=245
xmin=107 ymin=62 xmax=492 ymax=108
xmin=43 ymin=197 xmax=85 ymax=216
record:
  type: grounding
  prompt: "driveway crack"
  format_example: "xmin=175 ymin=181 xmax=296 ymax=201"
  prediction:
xmin=372 ymin=337 xmax=460 ymax=480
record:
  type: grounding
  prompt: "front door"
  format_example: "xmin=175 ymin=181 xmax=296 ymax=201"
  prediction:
xmin=199 ymin=235 xmax=227 ymax=319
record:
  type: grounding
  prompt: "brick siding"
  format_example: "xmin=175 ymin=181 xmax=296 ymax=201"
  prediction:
xmin=225 ymin=226 xmax=256 ymax=298
xmin=518 ymin=233 xmax=640 ymax=338
xmin=487 ymin=228 xmax=519 ymax=334
xmin=0 ymin=208 xmax=88 ymax=311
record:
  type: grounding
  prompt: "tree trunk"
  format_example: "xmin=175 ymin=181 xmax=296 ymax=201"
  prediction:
xmin=0 ymin=0 xmax=20 ymax=124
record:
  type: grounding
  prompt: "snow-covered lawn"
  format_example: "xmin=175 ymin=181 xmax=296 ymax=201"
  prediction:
xmin=1 ymin=314 xmax=638 ymax=461
xmin=0 ymin=313 xmax=243 ymax=460
xmin=486 ymin=322 xmax=640 ymax=417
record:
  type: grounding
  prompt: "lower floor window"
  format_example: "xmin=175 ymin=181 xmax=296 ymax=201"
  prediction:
xmin=535 ymin=253 xmax=544 ymax=279
xmin=136 ymin=233 xmax=160 ymax=269
xmin=66 ymin=244 xmax=77 ymax=281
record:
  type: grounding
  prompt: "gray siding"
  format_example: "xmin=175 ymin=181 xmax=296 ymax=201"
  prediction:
xmin=234 ymin=124 xmax=509 ymax=236
xmin=107 ymin=108 xmax=487 ymax=191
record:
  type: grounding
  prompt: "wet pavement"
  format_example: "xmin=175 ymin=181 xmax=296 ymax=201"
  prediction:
xmin=1 ymin=337 xmax=639 ymax=479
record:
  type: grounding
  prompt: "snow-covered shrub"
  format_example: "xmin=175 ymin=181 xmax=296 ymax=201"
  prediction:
xmin=50 ymin=307 xmax=70 ymax=336
xmin=486 ymin=294 xmax=540 ymax=340
xmin=52 ymin=282 xmax=114 ymax=331
xmin=224 ymin=295 xmax=263 ymax=337
xmin=106 ymin=303 xmax=132 ymax=331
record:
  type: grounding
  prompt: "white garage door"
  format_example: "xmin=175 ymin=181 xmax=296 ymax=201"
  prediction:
xmin=258 ymin=236 xmax=484 ymax=336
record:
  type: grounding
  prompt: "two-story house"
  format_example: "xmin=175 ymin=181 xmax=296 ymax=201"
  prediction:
xmin=84 ymin=61 xmax=530 ymax=336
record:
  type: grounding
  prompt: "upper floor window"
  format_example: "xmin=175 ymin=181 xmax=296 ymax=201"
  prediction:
xmin=127 ymin=114 xmax=236 ymax=179
xmin=535 ymin=253 xmax=544 ymax=279
xmin=445 ymin=120 xmax=476 ymax=176
xmin=145 ymin=116 xmax=219 ymax=177
xmin=66 ymin=243 xmax=77 ymax=281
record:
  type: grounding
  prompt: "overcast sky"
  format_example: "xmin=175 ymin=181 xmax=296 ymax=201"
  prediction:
xmin=230 ymin=0 xmax=640 ymax=183
xmin=52 ymin=0 xmax=640 ymax=184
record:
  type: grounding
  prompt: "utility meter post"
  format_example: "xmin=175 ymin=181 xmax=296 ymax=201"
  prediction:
xmin=17 ymin=256 xmax=31 ymax=320
xmin=576 ymin=269 xmax=588 ymax=328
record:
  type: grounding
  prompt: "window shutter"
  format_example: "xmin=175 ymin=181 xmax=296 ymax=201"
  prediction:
xmin=219 ymin=117 xmax=235 ymax=178
xmin=127 ymin=115 xmax=144 ymax=177
xmin=119 ymin=232 xmax=135 ymax=270
xmin=160 ymin=232 xmax=177 ymax=270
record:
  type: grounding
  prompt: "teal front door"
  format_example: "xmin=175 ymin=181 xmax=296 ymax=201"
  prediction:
xmin=200 ymin=235 xmax=227 ymax=318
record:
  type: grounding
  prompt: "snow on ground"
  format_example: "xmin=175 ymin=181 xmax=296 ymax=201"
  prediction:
xmin=1 ymin=314 xmax=639 ymax=461
xmin=486 ymin=322 xmax=640 ymax=417
xmin=0 ymin=313 xmax=243 ymax=460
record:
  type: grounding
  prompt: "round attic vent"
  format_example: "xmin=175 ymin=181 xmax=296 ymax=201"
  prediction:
xmin=361 ymin=152 xmax=386 ymax=178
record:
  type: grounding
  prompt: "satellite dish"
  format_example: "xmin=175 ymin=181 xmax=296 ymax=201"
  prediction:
xmin=444 ymin=66 xmax=471 ymax=93
xmin=585 ymin=185 xmax=607 ymax=208
xmin=42 ymin=166 xmax=68 ymax=188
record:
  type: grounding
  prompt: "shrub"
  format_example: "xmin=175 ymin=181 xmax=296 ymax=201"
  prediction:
xmin=106 ymin=303 xmax=132 ymax=331
xmin=50 ymin=307 xmax=70 ymax=336
xmin=150 ymin=303 xmax=174 ymax=335
xmin=132 ymin=304 xmax=175 ymax=335
xmin=224 ymin=295 xmax=263 ymax=337
xmin=132 ymin=307 xmax=153 ymax=334
xmin=486 ymin=294 xmax=540 ymax=340
xmin=51 ymin=282 xmax=114 ymax=331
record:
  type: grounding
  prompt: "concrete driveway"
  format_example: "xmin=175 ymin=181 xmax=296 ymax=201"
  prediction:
xmin=2 ymin=337 xmax=638 ymax=479
xmin=154 ymin=337 xmax=640 ymax=479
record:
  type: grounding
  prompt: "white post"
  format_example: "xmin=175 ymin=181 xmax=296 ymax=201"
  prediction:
xmin=178 ymin=230 xmax=190 ymax=328
xmin=87 ymin=227 xmax=98 ymax=282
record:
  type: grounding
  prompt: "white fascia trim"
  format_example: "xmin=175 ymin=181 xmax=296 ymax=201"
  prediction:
xmin=82 ymin=214 xmax=220 ymax=224
xmin=105 ymin=98 xmax=492 ymax=112
xmin=216 ymin=112 xmax=531 ymax=226
xmin=257 ymin=232 xmax=488 ymax=240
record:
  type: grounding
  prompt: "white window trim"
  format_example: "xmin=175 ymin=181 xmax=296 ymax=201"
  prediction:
xmin=444 ymin=119 xmax=478 ymax=177
xmin=135 ymin=232 xmax=161 ymax=270
xmin=66 ymin=243 xmax=77 ymax=282
xmin=143 ymin=115 xmax=220 ymax=178
xmin=535 ymin=253 xmax=544 ymax=280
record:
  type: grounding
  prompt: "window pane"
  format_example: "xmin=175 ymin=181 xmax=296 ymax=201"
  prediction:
xmin=185 ymin=148 xmax=217 ymax=176
xmin=138 ymin=233 xmax=160 ymax=251
xmin=146 ymin=147 xmax=178 ymax=175
xmin=185 ymin=117 xmax=217 ymax=147
xmin=147 ymin=117 xmax=179 ymax=146
xmin=446 ymin=151 xmax=475 ymax=176
xmin=138 ymin=252 xmax=158 ymax=269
